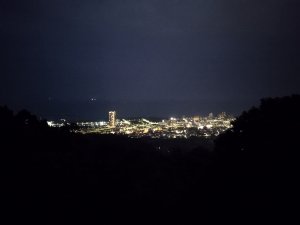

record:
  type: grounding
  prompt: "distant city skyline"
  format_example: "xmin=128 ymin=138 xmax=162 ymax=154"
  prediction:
xmin=48 ymin=110 xmax=234 ymax=139
xmin=6 ymin=98 xmax=253 ymax=121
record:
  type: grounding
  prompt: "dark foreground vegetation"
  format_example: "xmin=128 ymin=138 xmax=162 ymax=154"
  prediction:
xmin=1 ymin=95 xmax=300 ymax=224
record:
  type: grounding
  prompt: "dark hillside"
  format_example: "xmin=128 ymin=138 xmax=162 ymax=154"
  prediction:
xmin=2 ymin=96 xmax=300 ymax=224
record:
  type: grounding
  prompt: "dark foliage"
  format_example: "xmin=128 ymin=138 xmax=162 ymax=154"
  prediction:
xmin=214 ymin=95 xmax=300 ymax=217
xmin=2 ymin=95 xmax=299 ymax=224
xmin=215 ymin=95 xmax=300 ymax=166
xmin=1 ymin=106 xmax=215 ymax=224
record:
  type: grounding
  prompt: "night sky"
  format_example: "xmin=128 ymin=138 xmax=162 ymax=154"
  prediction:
xmin=1 ymin=0 xmax=300 ymax=120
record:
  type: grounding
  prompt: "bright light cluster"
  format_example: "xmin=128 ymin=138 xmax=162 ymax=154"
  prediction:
xmin=73 ymin=112 xmax=235 ymax=139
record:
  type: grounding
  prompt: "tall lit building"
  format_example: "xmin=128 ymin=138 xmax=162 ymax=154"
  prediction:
xmin=193 ymin=116 xmax=200 ymax=123
xmin=108 ymin=111 xmax=116 ymax=127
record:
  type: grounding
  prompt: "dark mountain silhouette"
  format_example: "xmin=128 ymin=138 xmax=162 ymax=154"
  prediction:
xmin=214 ymin=95 xmax=300 ymax=219
xmin=215 ymin=94 xmax=300 ymax=170
xmin=1 ymin=95 xmax=300 ymax=224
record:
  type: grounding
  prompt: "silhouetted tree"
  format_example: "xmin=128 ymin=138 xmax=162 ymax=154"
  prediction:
xmin=215 ymin=94 xmax=300 ymax=175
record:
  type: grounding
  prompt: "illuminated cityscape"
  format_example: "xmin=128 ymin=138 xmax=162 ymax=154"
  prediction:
xmin=48 ymin=111 xmax=235 ymax=139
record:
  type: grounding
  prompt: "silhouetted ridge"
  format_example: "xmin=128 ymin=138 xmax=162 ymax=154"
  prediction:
xmin=214 ymin=95 xmax=300 ymax=217
xmin=215 ymin=94 xmax=300 ymax=157
xmin=1 ymin=95 xmax=299 ymax=224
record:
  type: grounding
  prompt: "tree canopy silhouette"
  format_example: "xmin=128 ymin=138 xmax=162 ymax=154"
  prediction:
xmin=215 ymin=95 xmax=300 ymax=174
xmin=2 ymin=97 xmax=299 ymax=224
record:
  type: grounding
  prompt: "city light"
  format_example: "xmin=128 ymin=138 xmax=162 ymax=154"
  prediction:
xmin=108 ymin=111 xmax=116 ymax=127
xmin=48 ymin=111 xmax=235 ymax=139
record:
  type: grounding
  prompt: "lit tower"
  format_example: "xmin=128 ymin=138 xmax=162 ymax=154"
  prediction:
xmin=193 ymin=116 xmax=200 ymax=123
xmin=108 ymin=111 xmax=116 ymax=127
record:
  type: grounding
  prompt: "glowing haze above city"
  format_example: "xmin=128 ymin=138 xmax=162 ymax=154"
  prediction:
xmin=1 ymin=0 xmax=300 ymax=121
